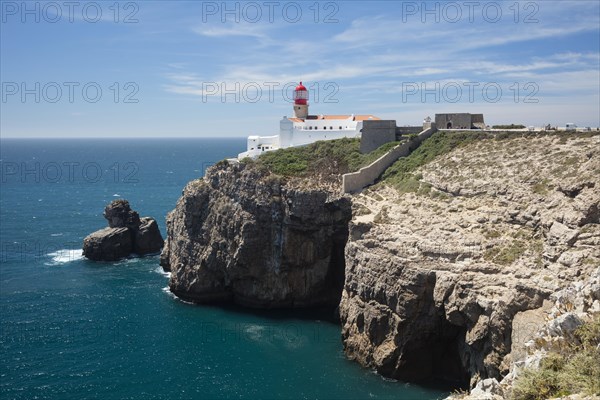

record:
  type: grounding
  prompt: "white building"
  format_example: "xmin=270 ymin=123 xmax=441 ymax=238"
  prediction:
xmin=237 ymin=82 xmax=380 ymax=159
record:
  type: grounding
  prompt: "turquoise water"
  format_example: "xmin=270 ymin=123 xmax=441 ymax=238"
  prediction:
xmin=0 ymin=139 xmax=447 ymax=399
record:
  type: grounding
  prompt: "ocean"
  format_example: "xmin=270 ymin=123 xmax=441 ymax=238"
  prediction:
xmin=0 ymin=138 xmax=447 ymax=400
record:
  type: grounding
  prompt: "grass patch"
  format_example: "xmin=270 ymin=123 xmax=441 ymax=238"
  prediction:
xmin=248 ymin=138 xmax=401 ymax=177
xmin=532 ymin=179 xmax=550 ymax=195
xmin=382 ymin=131 xmax=489 ymax=192
xmin=484 ymin=228 xmax=502 ymax=239
xmin=381 ymin=129 xmax=600 ymax=194
xmin=562 ymin=156 xmax=580 ymax=167
xmin=512 ymin=316 xmax=600 ymax=399
xmin=484 ymin=239 xmax=527 ymax=265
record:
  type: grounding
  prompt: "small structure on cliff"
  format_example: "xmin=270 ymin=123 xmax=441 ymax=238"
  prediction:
xmin=83 ymin=199 xmax=164 ymax=261
xmin=435 ymin=113 xmax=485 ymax=129
xmin=238 ymin=82 xmax=380 ymax=159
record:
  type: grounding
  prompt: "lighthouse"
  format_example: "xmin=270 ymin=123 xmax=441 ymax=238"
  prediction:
xmin=293 ymin=82 xmax=309 ymax=119
xmin=237 ymin=81 xmax=381 ymax=159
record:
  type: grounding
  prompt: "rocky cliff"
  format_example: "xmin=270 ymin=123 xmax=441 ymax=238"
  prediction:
xmin=340 ymin=133 xmax=600 ymax=389
xmin=160 ymin=161 xmax=351 ymax=307
xmin=160 ymin=132 xmax=599 ymax=394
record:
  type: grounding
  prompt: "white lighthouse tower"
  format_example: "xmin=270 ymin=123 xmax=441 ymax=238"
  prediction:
xmin=293 ymin=82 xmax=309 ymax=119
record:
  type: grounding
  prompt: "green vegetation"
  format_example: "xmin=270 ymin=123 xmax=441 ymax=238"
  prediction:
xmin=532 ymin=179 xmax=551 ymax=195
xmin=483 ymin=228 xmax=502 ymax=239
xmin=512 ymin=316 xmax=600 ymax=400
xmin=239 ymin=129 xmax=599 ymax=184
xmin=484 ymin=239 xmax=528 ymax=265
xmin=492 ymin=124 xmax=526 ymax=129
xmin=382 ymin=131 xmax=488 ymax=193
xmin=380 ymin=129 xmax=600 ymax=194
xmin=246 ymin=138 xmax=401 ymax=177
xmin=483 ymin=228 xmax=543 ymax=266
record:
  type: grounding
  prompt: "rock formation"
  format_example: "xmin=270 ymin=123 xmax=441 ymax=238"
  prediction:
xmin=340 ymin=134 xmax=600 ymax=388
xmin=83 ymin=199 xmax=164 ymax=261
xmin=160 ymin=132 xmax=599 ymax=394
xmin=160 ymin=162 xmax=351 ymax=307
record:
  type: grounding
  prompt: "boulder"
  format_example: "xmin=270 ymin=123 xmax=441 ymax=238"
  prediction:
xmin=134 ymin=217 xmax=164 ymax=255
xmin=83 ymin=227 xmax=133 ymax=261
xmin=548 ymin=221 xmax=579 ymax=247
xmin=103 ymin=199 xmax=141 ymax=229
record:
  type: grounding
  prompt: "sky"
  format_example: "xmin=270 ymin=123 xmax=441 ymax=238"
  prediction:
xmin=1 ymin=0 xmax=599 ymax=138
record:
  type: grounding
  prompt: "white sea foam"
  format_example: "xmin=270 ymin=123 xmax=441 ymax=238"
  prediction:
xmin=244 ymin=324 xmax=265 ymax=341
xmin=154 ymin=266 xmax=171 ymax=278
xmin=46 ymin=249 xmax=84 ymax=265
xmin=112 ymin=193 xmax=120 ymax=197
xmin=113 ymin=257 xmax=141 ymax=266
xmin=162 ymin=286 xmax=194 ymax=305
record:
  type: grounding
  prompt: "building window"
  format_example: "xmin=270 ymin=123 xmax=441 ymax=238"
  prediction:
xmin=323 ymin=126 xmax=327 ymax=130
xmin=330 ymin=126 xmax=333 ymax=130
xmin=339 ymin=126 xmax=342 ymax=129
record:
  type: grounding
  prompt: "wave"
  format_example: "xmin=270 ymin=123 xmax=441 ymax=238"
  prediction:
xmin=45 ymin=249 xmax=84 ymax=265
xmin=162 ymin=286 xmax=194 ymax=305
xmin=113 ymin=257 xmax=142 ymax=266
xmin=153 ymin=266 xmax=171 ymax=278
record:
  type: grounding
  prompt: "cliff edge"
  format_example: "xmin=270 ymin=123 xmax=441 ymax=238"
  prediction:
xmin=340 ymin=132 xmax=600 ymax=390
xmin=160 ymin=161 xmax=351 ymax=308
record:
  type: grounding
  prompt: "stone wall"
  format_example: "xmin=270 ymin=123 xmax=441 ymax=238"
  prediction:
xmin=360 ymin=120 xmax=397 ymax=153
xmin=342 ymin=126 xmax=437 ymax=193
xmin=436 ymin=113 xmax=473 ymax=129
xmin=395 ymin=126 xmax=423 ymax=136
xmin=471 ymin=114 xmax=486 ymax=129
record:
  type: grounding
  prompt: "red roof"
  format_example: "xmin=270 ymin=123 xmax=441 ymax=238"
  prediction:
xmin=295 ymin=81 xmax=307 ymax=91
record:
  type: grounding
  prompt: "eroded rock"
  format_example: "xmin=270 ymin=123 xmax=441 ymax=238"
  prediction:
xmin=340 ymin=134 xmax=600 ymax=389
xmin=160 ymin=162 xmax=352 ymax=308
xmin=82 ymin=227 xmax=132 ymax=261
xmin=83 ymin=200 xmax=164 ymax=261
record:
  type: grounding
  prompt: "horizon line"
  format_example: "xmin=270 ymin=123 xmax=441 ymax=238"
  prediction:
xmin=0 ymin=136 xmax=249 ymax=140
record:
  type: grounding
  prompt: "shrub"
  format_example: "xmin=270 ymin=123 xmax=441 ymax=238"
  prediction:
xmin=492 ymin=124 xmax=526 ymax=129
xmin=382 ymin=131 xmax=488 ymax=192
xmin=253 ymin=138 xmax=402 ymax=177
xmin=511 ymin=316 xmax=600 ymax=399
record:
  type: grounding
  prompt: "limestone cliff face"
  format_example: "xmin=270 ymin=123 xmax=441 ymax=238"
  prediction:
xmin=339 ymin=134 xmax=600 ymax=387
xmin=160 ymin=162 xmax=351 ymax=308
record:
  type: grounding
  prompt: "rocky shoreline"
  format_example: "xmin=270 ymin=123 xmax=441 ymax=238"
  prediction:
xmin=160 ymin=133 xmax=600 ymax=396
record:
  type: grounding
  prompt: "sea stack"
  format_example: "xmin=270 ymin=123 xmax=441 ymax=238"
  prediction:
xmin=83 ymin=199 xmax=164 ymax=261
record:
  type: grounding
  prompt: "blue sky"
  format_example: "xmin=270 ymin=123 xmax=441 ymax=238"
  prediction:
xmin=1 ymin=0 xmax=599 ymax=137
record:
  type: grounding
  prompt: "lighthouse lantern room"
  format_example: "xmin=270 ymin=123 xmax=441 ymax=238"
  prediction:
xmin=293 ymin=82 xmax=309 ymax=119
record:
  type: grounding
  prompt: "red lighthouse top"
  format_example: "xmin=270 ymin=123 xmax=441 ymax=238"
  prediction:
xmin=294 ymin=81 xmax=308 ymax=105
